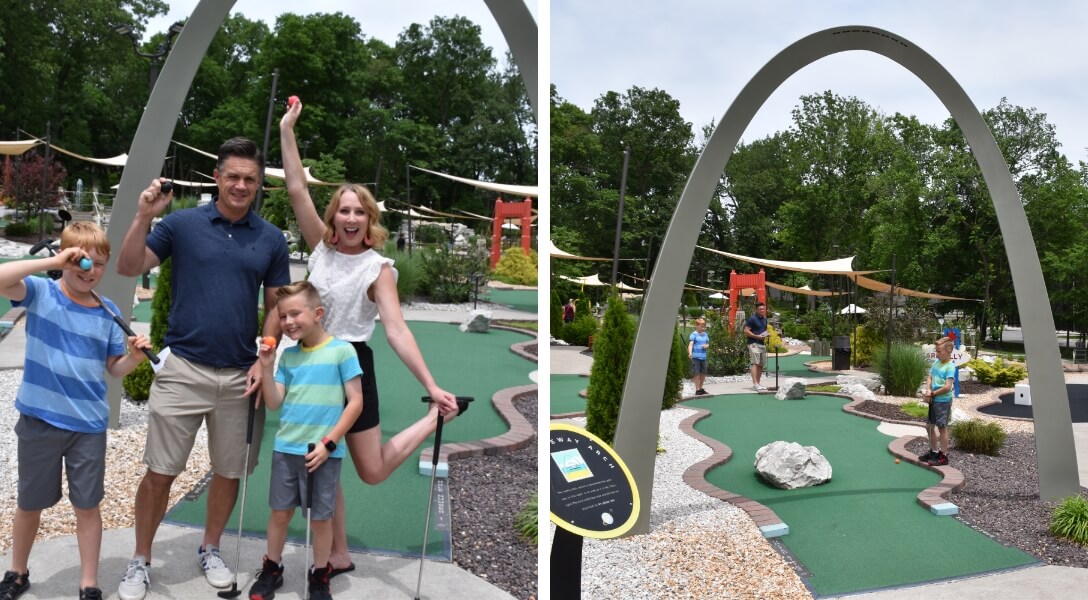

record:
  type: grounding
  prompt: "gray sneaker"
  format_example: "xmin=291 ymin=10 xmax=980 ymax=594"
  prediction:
xmin=118 ymin=559 xmax=149 ymax=600
xmin=198 ymin=545 xmax=233 ymax=588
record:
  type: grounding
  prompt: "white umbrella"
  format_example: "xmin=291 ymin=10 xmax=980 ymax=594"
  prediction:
xmin=709 ymin=292 xmax=727 ymax=299
xmin=840 ymin=303 xmax=867 ymax=315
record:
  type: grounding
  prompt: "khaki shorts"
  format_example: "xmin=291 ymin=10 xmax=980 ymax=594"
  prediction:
xmin=144 ymin=353 xmax=265 ymax=478
xmin=748 ymin=343 xmax=767 ymax=367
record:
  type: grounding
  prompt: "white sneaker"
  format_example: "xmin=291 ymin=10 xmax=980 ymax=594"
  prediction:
xmin=198 ymin=545 xmax=233 ymax=588
xmin=118 ymin=558 xmax=150 ymax=600
xmin=754 ymin=384 xmax=767 ymax=391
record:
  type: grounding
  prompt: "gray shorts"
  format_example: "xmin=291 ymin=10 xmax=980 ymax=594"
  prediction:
xmin=269 ymin=451 xmax=341 ymax=521
xmin=16 ymin=414 xmax=106 ymax=511
xmin=690 ymin=357 xmax=707 ymax=375
xmin=928 ymin=401 xmax=952 ymax=427
xmin=145 ymin=353 xmax=264 ymax=478
xmin=748 ymin=343 xmax=766 ymax=367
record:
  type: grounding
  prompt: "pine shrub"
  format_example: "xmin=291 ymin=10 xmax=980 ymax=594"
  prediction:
xmin=850 ymin=324 xmax=886 ymax=368
xmin=950 ymin=418 xmax=1007 ymax=455
xmin=1049 ymin=495 xmax=1088 ymax=545
xmin=585 ymin=294 xmax=636 ymax=445
xmin=492 ymin=247 xmax=537 ymax=285
xmin=663 ymin=323 xmax=686 ymax=409
xmin=766 ymin=325 xmax=787 ymax=354
xmin=513 ymin=493 xmax=538 ymax=544
xmin=561 ymin=314 xmax=598 ymax=346
xmin=125 ymin=258 xmax=172 ymax=402
xmin=966 ymin=357 xmax=1027 ymax=387
xmin=874 ymin=343 xmax=928 ymax=396
xmin=550 ymin=289 xmax=563 ymax=339
xmin=705 ymin=312 xmax=749 ymax=376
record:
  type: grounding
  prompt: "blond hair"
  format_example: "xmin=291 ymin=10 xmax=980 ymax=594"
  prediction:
xmin=935 ymin=336 xmax=954 ymax=350
xmin=323 ymin=183 xmax=388 ymax=250
xmin=60 ymin=221 xmax=110 ymax=257
xmin=276 ymin=280 xmax=322 ymax=309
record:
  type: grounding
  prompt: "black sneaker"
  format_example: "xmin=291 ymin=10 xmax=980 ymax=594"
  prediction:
xmin=247 ymin=556 xmax=284 ymax=600
xmin=927 ymin=452 xmax=949 ymax=466
xmin=917 ymin=449 xmax=937 ymax=462
xmin=695 ymin=389 xmax=708 ymax=396
xmin=79 ymin=587 xmax=103 ymax=600
xmin=0 ymin=570 xmax=29 ymax=600
xmin=307 ymin=564 xmax=333 ymax=600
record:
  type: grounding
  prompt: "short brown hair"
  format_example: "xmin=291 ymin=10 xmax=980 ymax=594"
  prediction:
xmin=217 ymin=136 xmax=263 ymax=171
xmin=60 ymin=221 xmax=109 ymax=258
xmin=276 ymin=280 xmax=322 ymax=309
xmin=935 ymin=336 xmax=954 ymax=350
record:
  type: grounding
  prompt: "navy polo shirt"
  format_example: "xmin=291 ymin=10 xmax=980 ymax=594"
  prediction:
xmin=147 ymin=201 xmax=291 ymax=369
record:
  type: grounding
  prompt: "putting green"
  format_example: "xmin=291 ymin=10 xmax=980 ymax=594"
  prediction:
xmin=550 ymin=374 xmax=588 ymax=415
xmin=165 ymin=321 xmax=535 ymax=559
xmin=487 ymin=287 xmax=537 ymax=313
xmin=686 ymin=393 xmax=1036 ymax=596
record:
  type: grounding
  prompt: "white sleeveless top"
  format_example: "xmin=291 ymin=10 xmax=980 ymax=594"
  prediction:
xmin=306 ymin=242 xmax=396 ymax=342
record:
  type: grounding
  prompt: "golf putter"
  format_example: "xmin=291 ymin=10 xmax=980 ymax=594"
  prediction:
xmin=414 ymin=395 xmax=473 ymax=600
xmin=218 ymin=395 xmax=257 ymax=598
xmin=88 ymin=289 xmax=160 ymax=364
xmin=304 ymin=442 xmax=316 ymax=600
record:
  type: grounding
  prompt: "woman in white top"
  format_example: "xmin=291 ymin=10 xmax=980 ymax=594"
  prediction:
xmin=277 ymin=101 xmax=460 ymax=575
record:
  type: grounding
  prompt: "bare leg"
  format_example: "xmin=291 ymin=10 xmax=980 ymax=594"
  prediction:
xmin=327 ymin=485 xmax=352 ymax=570
xmin=266 ymin=509 xmax=294 ymax=564
xmin=926 ymin=423 xmax=938 ymax=452
xmin=939 ymin=426 xmax=950 ymax=454
xmin=203 ymin=474 xmax=239 ymax=549
xmin=73 ymin=505 xmax=102 ymax=589
xmin=134 ymin=470 xmax=178 ymax=561
xmin=10 ymin=508 xmax=42 ymax=573
xmin=310 ymin=519 xmax=332 ymax=570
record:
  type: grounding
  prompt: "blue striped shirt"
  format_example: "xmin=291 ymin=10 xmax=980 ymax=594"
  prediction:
xmin=13 ymin=277 xmax=126 ymax=433
xmin=273 ymin=337 xmax=363 ymax=458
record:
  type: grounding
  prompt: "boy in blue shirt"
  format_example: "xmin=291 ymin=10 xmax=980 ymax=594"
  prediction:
xmin=250 ymin=281 xmax=363 ymax=600
xmin=0 ymin=222 xmax=151 ymax=600
xmin=688 ymin=318 xmax=710 ymax=395
xmin=921 ymin=336 xmax=956 ymax=466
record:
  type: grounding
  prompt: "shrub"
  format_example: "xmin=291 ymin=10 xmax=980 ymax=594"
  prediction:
xmin=492 ymin=247 xmax=537 ymax=286
xmin=663 ymin=323 xmax=686 ymax=409
xmin=586 ymin=294 xmax=636 ymax=445
xmin=4 ymin=221 xmax=34 ymax=237
xmin=950 ymin=418 xmax=1007 ymax=455
xmin=782 ymin=321 xmax=812 ymax=341
xmin=874 ymin=343 xmax=928 ymax=396
xmin=550 ymin=290 xmax=563 ymax=339
xmin=851 ymin=324 xmax=886 ymax=368
xmin=414 ymin=224 xmax=446 ymax=244
xmin=123 ymin=361 xmax=154 ymax=402
xmin=562 ymin=314 xmax=598 ymax=346
xmin=1049 ymin=495 xmax=1088 ymax=545
xmin=513 ymin=493 xmax=538 ymax=544
xmin=766 ymin=325 xmax=787 ymax=354
xmin=418 ymin=247 xmax=487 ymax=303
xmin=966 ymin=357 xmax=1027 ymax=387
xmin=125 ymin=258 xmax=172 ymax=402
xmin=901 ymin=401 xmax=929 ymax=419
xmin=389 ymin=250 xmax=424 ymax=299
xmin=705 ymin=312 xmax=750 ymax=376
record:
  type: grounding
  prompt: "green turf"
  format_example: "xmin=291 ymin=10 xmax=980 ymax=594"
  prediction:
xmin=686 ymin=393 xmax=1035 ymax=595
xmin=764 ymin=352 xmax=833 ymax=377
xmin=164 ymin=321 xmax=535 ymax=559
xmin=486 ymin=287 xmax=537 ymax=313
xmin=550 ymin=374 xmax=588 ymax=415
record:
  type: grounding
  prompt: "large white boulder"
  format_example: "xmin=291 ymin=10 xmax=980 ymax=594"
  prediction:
xmin=755 ymin=441 xmax=832 ymax=490
xmin=838 ymin=382 xmax=877 ymax=402
xmin=775 ymin=378 xmax=807 ymax=400
xmin=459 ymin=309 xmax=492 ymax=333
xmin=836 ymin=374 xmax=881 ymax=391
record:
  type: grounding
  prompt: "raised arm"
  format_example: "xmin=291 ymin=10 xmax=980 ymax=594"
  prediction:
xmin=117 ymin=179 xmax=170 ymax=276
xmin=0 ymin=248 xmax=85 ymax=301
xmin=280 ymin=102 xmax=326 ymax=250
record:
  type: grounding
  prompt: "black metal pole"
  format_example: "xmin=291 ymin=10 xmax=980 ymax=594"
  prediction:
xmin=406 ymin=163 xmax=413 ymax=257
xmin=886 ymin=253 xmax=896 ymax=365
xmin=37 ymin=121 xmax=51 ymax=241
xmin=256 ymin=68 xmax=279 ymax=211
xmin=611 ymin=147 xmax=630 ymax=286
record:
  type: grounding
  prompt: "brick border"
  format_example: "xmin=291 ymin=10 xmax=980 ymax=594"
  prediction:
xmin=677 ymin=406 xmax=789 ymax=536
xmin=0 ymin=307 xmax=25 ymax=327
xmin=970 ymin=387 xmax=1032 ymax=422
xmin=421 ymin=383 xmax=537 ymax=463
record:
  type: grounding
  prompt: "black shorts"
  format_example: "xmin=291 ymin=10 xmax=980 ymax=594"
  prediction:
xmin=348 ymin=341 xmax=381 ymax=433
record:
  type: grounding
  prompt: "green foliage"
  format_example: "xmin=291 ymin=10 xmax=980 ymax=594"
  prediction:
xmin=415 ymin=224 xmax=447 ymax=244
xmin=705 ymin=313 xmax=749 ymax=376
xmin=798 ymin=309 xmax=832 ymax=341
xmin=1049 ymin=495 xmax=1088 ymax=545
xmin=765 ymin=326 xmax=787 ymax=354
xmin=550 ymin=290 xmax=563 ymax=339
xmin=561 ymin=314 xmax=598 ymax=346
xmin=950 ymin=418 xmax=1008 ymax=456
xmin=418 ymin=247 xmax=487 ymax=303
xmin=808 ymin=384 xmax=841 ymax=393
xmin=781 ymin=321 xmax=812 ymax=341
xmin=901 ymin=401 xmax=930 ymax=418
xmin=874 ymin=343 xmax=928 ymax=396
xmin=125 ymin=258 xmax=172 ymax=402
xmin=3 ymin=222 xmax=34 ymax=237
xmin=388 ymin=250 xmax=423 ymax=299
xmin=864 ymin=296 xmax=937 ymax=344
xmin=492 ymin=247 xmax=537 ymax=286
xmin=966 ymin=357 xmax=1027 ymax=387
xmin=513 ymin=493 xmax=538 ymax=544
xmin=851 ymin=324 xmax=887 ymax=368
xmin=663 ymin=323 xmax=686 ymax=409
xmin=586 ymin=294 xmax=636 ymax=445
xmin=494 ymin=320 xmax=537 ymax=332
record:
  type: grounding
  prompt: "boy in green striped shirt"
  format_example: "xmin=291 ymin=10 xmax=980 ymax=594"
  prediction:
xmin=251 ymin=281 xmax=363 ymax=600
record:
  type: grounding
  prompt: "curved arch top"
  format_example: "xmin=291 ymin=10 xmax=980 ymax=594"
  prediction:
xmin=613 ymin=25 xmax=1078 ymax=534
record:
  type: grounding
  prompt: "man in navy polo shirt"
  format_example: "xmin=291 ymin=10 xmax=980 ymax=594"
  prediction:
xmin=115 ymin=137 xmax=291 ymax=600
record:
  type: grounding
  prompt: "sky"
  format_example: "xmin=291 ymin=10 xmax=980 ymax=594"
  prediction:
xmin=551 ymin=1 xmax=1088 ymax=166
xmin=141 ymin=0 xmax=532 ymax=65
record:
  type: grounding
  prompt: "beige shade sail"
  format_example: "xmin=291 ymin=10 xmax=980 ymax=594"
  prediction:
xmin=696 ymin=245 xmax=882 ymax=275
xmin=547 ymin=239 xmax=612 ymax=261
xmin=766 ymin=281 xmax=846 ymax=297
xmin=850 ymin=274 xmax=979 ymax=301
xmin=1 ymin=139 xmax=43 ymax=155
xmin=558 ymin=273 xmax=608 ymax=286
xmin=410 ymin=165 xmax=538 ymax=197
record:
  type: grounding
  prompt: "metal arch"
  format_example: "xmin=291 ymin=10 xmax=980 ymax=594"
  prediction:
xmin=98 ymin=1 xmax=537 ymax=427
xmin=613 ymin=26 xmax=1079 ymax=534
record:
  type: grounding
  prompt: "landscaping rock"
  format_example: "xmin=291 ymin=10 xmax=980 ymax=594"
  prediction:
xmin=754 ymin=441 xmax=832 ymax=489
xmin=836 ymin=374 xmax=881 ymax=391
xmin=774 ymin=378 xmax=807 ymax=400
xmin=838 ymin=382 xmax=878 ymax=402
xmin=459 ymin=308 xmax=492 ymax=332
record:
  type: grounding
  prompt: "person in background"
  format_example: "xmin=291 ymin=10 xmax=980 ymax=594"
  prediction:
xmin=688 ymin=317 xmax=710 ymax=395
xmin=743 ymin=302 xmax=770 ymax=391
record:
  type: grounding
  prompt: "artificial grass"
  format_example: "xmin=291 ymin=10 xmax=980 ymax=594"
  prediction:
xmin=165 ymin=321 xmax=535 ymax=559
xmin=550 ymin=374 xmax=588 ymax=415
xmin=686 ymin=393 xmax=1036 ymax=596
xmin=486 ymin=287 xmax=537 ymax=314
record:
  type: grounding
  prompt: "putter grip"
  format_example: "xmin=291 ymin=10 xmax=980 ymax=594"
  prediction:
xmin=420 ymin=396 xmax=475 ymax=402
xmin=432 ymin=415 xmax=444 ymax=467
xmin=245 ymin=395 xmax=256 ymax=443
xmin=306 ymin=442 xmax=316 ymax=509
xmin=91 ymin=291 xmax=159 ymax=364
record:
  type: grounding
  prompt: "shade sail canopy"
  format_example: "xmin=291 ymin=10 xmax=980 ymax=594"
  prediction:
xmin=616 ymin=281 xmax=642 ymax=293
xmin=765 ymin=281 xmax=846 ymax=297
xmin=411 ymin=165 xmax=538 ymax=197
xmin=558 ymin=273 xmax=608 ymax=286
xmin=696 ymin=246 xmax=881 ymax=275
xmin=547 ymin=239 xmax=612 ymax=261
xmin=850 ymin=274 xmax=979 ymax=301
xmin=841 ymin=303 xmax=868 ymax=314
xmin=1 ymin=139 xmax=43 ymax=155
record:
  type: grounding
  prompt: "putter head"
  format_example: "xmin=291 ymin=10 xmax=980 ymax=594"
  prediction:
xmin=217 ymin=583 xmax=241 ymax=598
xmin=421 ymin=395 xmax=474 ymax=415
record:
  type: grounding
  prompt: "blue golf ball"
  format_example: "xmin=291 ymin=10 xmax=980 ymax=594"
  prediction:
xmin=79 ymin=257 xmax=92 ymax=271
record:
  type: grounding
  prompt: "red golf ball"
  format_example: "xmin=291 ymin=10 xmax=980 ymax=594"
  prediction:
xmin=288 ymin=95 xmax=300 ymax=107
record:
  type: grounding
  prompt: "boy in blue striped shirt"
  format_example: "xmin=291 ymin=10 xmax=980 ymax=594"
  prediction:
xmin=0 ymin=222 xmax=151 ymax=600
xmin=251 ymin=281 xmax=362 ymax=600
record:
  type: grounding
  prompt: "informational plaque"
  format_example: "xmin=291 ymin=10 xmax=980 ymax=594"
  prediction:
xmin=549 ymin=423 xmax=640 ymax=539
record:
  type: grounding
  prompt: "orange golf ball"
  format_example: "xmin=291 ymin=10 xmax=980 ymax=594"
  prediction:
xmin=895 ymin=458 xmax=900 ymax=464
xmin=262 ymin=336 xmax=277 ymax=349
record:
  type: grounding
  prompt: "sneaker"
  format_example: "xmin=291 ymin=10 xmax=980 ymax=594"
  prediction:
xmin=79 ymin=587 xmax=104 ymax=600
xmin=754 ymin=384 xmax=767 ymax=391
xmin=695 ymin=388 xmax=708 ymax=396
xmin=927 ymin=452 xmax=949 ymax=466
xmin=247 ymin=556 xmax=284 ymax=600
xmin=117 ymin=559 xmax=149 ymax=600
xmin=917 ymin=449 xmax=937 ymax=462
xmin=198 ymin=545 xmax=233 ymax=588
xmin=0 ymin=570 xmax=29 ymax=600
xmin=307 ymin=564 xmax=333 ymax=600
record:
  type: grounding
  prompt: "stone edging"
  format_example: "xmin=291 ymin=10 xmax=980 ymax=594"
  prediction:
xmin=420 ymin=383 xmax=538 ymax=463
xmin=840 ymin=395 xmax=965 ymax=513
xmin=677 ymin=406 xmax=789 ymax=537
xmin=0 ymin=307 xmax=25 ymax=326
xmin=971 ymin=387 xmax=1031 ymax=422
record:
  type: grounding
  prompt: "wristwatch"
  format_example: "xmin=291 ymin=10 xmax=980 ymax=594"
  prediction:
xmin=321 ymin=436 xmax=337 ymax=452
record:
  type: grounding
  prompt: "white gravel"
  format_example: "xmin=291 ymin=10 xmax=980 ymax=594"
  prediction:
xmin=559 ymin=408 xmax=811 ymax=599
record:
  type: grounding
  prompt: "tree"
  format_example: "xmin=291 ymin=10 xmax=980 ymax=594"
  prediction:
xmin=663 ymin=323 xmax=687 ymax=409
xmin=585 ymin=294 xmax=636 ymax=445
